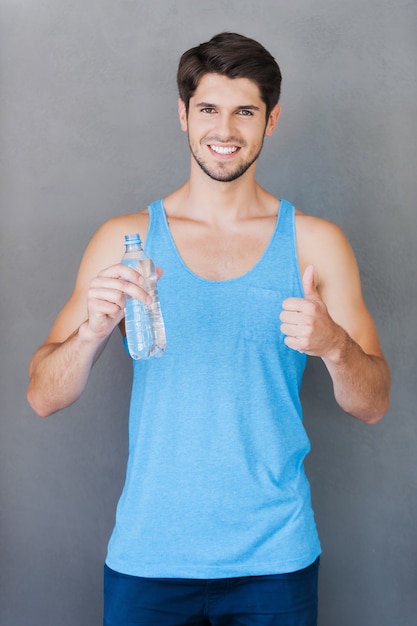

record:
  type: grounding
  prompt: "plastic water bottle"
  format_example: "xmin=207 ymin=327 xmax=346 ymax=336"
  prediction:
xmin=121 ymin=233 xmax=166 ymax=360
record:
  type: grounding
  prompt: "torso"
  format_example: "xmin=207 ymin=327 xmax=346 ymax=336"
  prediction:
xmin=114 ymin=200 xmax=316 ymax=283
xmin=162 ymin=211 xmax=280 ymax=282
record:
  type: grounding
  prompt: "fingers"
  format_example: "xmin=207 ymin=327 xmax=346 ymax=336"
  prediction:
xmin=280 ymin=267 xmax=323 ymax=355
xmin=100 ymin=263 xmax=163 ymax=283
xmin=282 ymin=335 xmax=309 ymax=354
xmin=87 ymin=297 xmax=125 ymax=326
xmin=281 ymin=266 xmax=320 ymax=313
xmin=302 ymin=265 xmax=319 ymax=300
xmin=95 ymin=263 xmax=151 ymax=304
xmin=88 ymin=283 xmax=126 ymax=314
xmin=89 ymin=277 xmax=142 ymax=305
xmin=280 ymin=297 xmax=318 ymax=316
xmin=280 ymin=315 xmax=319 ymax=355
xmin=98 ymin=263 xmax=144 ymax=286
xmin=82 ymin=262 xmax=163 ymax=341
xmin=280 ymin=312 xmax=313 ymax=354
xmin=86 ymin=264 xmax=149 ymax=333
xmin=86 ymin=276 xmax=127 ymax=337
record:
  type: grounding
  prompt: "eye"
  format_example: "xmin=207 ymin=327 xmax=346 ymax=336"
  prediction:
xmin=238 ymin=109 xmax=254 ymax=117
xmin=201 ymin=107 xmax=216 ymax=114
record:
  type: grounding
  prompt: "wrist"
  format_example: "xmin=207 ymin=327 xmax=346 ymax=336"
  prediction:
xmin=77 ymin=319 xmax=107 ymax=346
xmin=323 ymin=325 xmax=353 ymax=365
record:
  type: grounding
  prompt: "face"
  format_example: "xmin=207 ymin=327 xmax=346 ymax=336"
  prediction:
xmin=178 ymin=73 xmax=280 ymax=183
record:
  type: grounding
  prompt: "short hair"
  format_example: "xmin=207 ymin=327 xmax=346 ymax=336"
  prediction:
xmin=177 ymin=32 xmax=282 ymax=118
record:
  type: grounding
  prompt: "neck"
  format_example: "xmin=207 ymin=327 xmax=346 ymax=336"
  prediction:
xmin=173 ymin=159 xmax=266 ymax=223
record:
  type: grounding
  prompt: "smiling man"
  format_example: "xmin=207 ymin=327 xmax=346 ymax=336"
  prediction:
xmin=181 ymin=73 xmax=274 ymax=182
xmin=27 ymin=33 xmax=390 ymax=626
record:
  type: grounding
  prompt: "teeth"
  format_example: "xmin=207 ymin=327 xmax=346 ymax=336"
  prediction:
xmin=210 ymin=145 xmax=238 ymax=155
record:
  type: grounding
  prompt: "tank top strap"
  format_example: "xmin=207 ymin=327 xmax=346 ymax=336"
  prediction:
xmin=145 ymin=199 xmax=168 ymax=250
xmin=257 ymin=199 xmax=301 ymax=286
xmin=274 ymin=198 xmax=296 ymax=245
xmin=277 ymin=198 xmax=294 ymax=225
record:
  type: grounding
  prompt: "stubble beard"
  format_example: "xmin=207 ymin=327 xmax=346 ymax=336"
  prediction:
xmin=188 ymin=137 xmax=265 ymax=183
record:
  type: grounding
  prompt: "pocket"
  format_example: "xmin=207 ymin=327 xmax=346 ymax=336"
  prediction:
xmin=243 ymin=287 xmax=284 ymax=344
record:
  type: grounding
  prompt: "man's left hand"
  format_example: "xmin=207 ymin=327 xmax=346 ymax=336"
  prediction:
xmin=280 ymin=265 xmax=343 ymax=357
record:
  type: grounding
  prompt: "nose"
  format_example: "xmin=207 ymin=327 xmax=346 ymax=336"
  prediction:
xmin=215 ymin=113 xmax=238 ymax=141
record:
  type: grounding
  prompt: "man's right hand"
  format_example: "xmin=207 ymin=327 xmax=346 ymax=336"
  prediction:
xmin=27 ymin=211 xmax=156 ymax=416
xmin=85 ymin=263 xmax=151 ymax=340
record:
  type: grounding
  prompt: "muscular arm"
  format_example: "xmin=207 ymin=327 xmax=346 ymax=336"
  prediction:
xmin=27 ymin=320 xmax=111 ymax=417
xmin=320 ymin=324 xmax=390 ymax=423
xmin=27 ymin=213 xmax=150 ymax=417
xmin=280 ymin=216 xmax=390 ymax=424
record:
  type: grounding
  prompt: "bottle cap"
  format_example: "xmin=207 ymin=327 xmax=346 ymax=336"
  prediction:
xmin=124 ymin=233 xmax=142 ymax=245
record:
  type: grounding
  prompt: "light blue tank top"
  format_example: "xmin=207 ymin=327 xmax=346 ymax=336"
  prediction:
xmin=106 ymin=198 xmax=321 ymax=578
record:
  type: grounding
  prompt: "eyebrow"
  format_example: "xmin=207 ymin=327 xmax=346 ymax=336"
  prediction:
xmin=194 ymin=101 xmax=261 ymax=112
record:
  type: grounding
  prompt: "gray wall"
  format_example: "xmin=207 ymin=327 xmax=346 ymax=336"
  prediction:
xmin=1 ymin=1 xmax=416 ymax=625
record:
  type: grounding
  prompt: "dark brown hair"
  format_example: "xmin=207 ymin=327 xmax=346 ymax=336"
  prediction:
xmin=177 ymin=32 xmax=282 ymax=118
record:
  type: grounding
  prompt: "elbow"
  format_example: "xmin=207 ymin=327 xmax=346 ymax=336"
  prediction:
xmin=364 ymin=369 xmax=391 ymax=424
xmin=362 ymin=412 xmax=386 ymax=426
xmin=27 ymin=385 xmax=55 ymax=418
xmin=352 ymin=393 xmax=391 ymax=425
xmin=335 ymin=385 xmax=391 ymax=424
xmin=366 ymin=394 xmax=391 ymax=425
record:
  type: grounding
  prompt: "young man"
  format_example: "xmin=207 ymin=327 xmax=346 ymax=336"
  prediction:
xmin=28 ymin=33 xmax=390 ymax=626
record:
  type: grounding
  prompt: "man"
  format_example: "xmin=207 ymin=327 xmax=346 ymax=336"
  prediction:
xmin=28 ymin=33 xmax=390 ymax=626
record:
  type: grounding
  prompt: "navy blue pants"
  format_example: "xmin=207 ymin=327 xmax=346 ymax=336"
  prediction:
xmin=103 ymin=559 xmax=320 ymax=626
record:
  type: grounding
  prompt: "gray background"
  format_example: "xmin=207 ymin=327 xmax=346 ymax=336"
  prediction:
xmin=1 ymin=1 xmax=416 ymax=625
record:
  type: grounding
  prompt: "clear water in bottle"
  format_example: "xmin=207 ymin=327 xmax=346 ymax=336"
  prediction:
xmin=121 ymin=234 xmax=166 ymax=360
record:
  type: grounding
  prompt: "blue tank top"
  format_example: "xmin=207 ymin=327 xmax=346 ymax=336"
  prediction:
xmin=105 ymin=198 xmax=321 ymax=578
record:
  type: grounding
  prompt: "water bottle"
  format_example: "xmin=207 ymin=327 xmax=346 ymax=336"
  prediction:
xmin=121 ymin=233 xmax=166 ymax=360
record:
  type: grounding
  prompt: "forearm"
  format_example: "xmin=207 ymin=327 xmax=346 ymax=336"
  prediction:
xmin=27 ymin=321 xmax=108 ymax=417
xmin=323 ymin=329 xmax=391 ymax=423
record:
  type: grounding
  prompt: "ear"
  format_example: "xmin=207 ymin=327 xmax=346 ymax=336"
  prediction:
xmin=178 ymin=98 xmax=188 ymax=132
xmin=265 ymin=104 xmax=281 ymax=137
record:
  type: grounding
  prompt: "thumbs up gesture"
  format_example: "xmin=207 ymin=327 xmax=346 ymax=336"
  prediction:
xmin=280 ymin=265 xmax=341 ymax=357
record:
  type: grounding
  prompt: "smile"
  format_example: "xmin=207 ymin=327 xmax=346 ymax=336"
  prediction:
xmin=209 ymin=145 xmax=239 ymax=155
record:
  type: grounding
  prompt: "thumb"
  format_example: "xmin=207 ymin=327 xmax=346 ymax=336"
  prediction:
xmin=302 ymin=265 xmax=320 ymax=300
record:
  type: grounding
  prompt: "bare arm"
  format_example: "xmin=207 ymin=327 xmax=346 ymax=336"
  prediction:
xmin=280 ymin=217 xmax=390 ymax=423
xmin=27 ymin=320 xmax=110 ymax=417
xmin=27 ymin=214 xmax=150 ymax=417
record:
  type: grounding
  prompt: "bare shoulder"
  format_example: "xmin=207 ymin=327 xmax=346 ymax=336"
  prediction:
xmin=72 ymin=209 xmax=151 ymax=299
xmin=44 ymin=210 xmax=149 ymax=344
xmin=295 ymin=210 xmax=349 ymax=253
xmin=294 ymin=211 xmax=356 ymax=285
xmin=295 ymin=210 xmax=383 ymax=355
xmin=80 ymin=210 xmax=150 ymax=270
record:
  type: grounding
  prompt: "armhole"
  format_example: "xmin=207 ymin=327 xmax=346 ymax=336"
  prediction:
xmin=143 ymin=200 xmax=162 ymax=251
xmin=291 ymin=208 xmax=304 ymax=296
xmin=279 ymin=200 xmax=304 ymax=296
